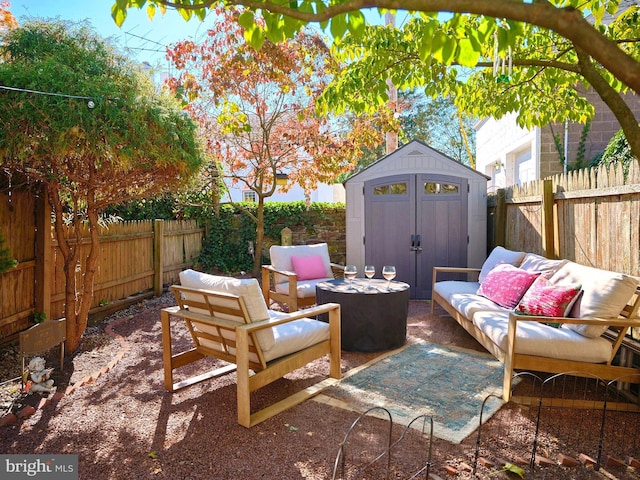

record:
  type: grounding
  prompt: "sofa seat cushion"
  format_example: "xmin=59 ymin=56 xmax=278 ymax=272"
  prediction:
xmin=434 ymin=280 xmax=505 ymax=319
xmin=472 ymin=311 xmax=612 ymax=363
xmin=262 ymin=311 xmax=330 ymax=362
xmin=433 ymin=280 xmax=481 ymax=303
xmin=275 ymin=278 xmax=331 ymax=299
xmin=550 ymin=261 xmax=639 ymax=338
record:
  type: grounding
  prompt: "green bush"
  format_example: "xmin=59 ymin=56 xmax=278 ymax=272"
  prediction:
xmin=600 ymin=127 xmax=637 ymax=178
xmin=197 ymin=201 xmax=342 ymax=274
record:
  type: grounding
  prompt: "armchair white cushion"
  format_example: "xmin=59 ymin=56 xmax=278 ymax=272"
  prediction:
xmin=263 ymin=243 xmax=340 ymax=311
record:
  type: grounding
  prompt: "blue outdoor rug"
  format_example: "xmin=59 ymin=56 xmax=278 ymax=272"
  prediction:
xmin=315 ymin=341 xmax=515 ymax=444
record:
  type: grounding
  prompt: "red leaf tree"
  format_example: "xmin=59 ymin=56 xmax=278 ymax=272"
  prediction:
xmin=167 ymin=7 xmax=390 ymax=274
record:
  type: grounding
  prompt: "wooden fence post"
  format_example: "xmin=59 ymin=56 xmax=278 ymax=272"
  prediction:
xmin=34 ymin=191 xmax=52 ymax=320
xmin=541 ymin=179 xmax=555 ymax=258
xmin=154 ymin=219 xmax=164 ymax=297
xmin=495 ymin=188 xmax=506 ymax=247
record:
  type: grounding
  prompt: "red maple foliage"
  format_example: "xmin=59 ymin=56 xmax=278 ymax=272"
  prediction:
xmin=167 ymin=6 xmax=393 ymax=273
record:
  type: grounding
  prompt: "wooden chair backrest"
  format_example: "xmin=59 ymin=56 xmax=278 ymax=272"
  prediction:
xmin=170 ymin=285 xmax=267 ymax=372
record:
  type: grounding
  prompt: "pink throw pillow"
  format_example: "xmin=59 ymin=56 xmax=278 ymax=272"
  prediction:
xmin=291 ymin=255 xmax=327 ymax=281
xmin=477 ymin=264 xmax=540 ymax=309
xmin=516 ymin=276 xmax=582 ymax=317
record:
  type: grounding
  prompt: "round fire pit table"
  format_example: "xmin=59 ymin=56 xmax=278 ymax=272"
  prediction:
xmin=315 ymin=278 xmax=410 ymax=352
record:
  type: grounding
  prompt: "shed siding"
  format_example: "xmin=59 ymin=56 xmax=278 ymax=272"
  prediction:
xmin=345 ymin=141 xmax=488 ymax=272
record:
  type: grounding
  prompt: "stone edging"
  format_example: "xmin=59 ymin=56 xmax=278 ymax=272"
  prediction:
xmin=0 ymin=316 xmax=131 ymax=427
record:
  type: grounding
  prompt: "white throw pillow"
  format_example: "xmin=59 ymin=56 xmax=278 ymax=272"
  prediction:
xmin=519 ymin=253 xmax=567 ymax=279
xmin=478 ymin=246 xmax=526 ymax=283
xmin=550 ymin=262 xmax=639 ymax=338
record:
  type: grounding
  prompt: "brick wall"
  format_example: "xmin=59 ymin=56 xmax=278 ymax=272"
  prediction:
xmin=540 ymin=89 xmax=640 ymax=178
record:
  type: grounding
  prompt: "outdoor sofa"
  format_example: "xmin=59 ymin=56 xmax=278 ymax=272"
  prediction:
xmin=431 ymin=247 xmax=640 ymax=405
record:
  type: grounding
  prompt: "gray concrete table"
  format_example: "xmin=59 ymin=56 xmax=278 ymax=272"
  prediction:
xmin=315 ymin=278 xmax=410 ymax=352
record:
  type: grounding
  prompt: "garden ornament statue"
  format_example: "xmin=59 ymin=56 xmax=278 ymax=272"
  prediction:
xmin=28 ymin=356 xmax=55 ymax=393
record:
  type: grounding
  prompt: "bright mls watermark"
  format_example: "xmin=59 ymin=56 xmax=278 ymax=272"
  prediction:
xmin=0 ymin=455 xmax=78 ymax=479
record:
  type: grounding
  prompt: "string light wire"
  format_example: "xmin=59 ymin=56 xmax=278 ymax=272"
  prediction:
xmin=0 ymin=84 xmax=124 ymax=108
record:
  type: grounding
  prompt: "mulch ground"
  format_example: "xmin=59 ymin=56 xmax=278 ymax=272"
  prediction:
xmin=0 ymin=295 xmax=638 ymax=480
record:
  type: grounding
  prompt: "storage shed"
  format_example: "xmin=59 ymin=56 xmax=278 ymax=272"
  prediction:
xmin=344 ymin=140 xmax=490 ymax=299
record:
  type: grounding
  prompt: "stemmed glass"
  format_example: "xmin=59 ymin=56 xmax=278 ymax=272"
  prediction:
xmin=344 ymin=265 xmax=357 ymax=289
xmin=364 ymin=265 xmax=375 ymax=289
xmin=382 ymin=265 xmax=396 ymax=290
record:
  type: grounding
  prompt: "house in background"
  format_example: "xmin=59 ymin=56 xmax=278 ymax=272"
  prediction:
xmin=476 ymin=88 xmax=640 ymax=191
xmin=223 ymin=179 xmax=345 ymax=204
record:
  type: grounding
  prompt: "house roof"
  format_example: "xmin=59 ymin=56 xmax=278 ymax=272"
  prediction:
xmin=344 ymin=139 xmax=490 ymax=184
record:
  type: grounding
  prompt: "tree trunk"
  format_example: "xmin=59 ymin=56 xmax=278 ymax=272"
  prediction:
xmin=252 ymin=196 xmax=265 ymax=277
xmin=49 ymin=187 xmax=99 ymax=354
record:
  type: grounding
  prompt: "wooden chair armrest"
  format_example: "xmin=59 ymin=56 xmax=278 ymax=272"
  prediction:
xmin=164 ymin=303 xmax=341 ymax=333
xmin=432 ymin=266 xmax=481 ymax=286
xmin=433 ymin=266 xmax=481 ymax=274
xmin=507 ymin=312 xmax=640 ymax=328
xmin=241 ymin=303 xmax=341 ymax=333
xmin=330 ymin=263 xmax=345 ymax=278
xmin=262 ymin=264 xmax=297 ymax=278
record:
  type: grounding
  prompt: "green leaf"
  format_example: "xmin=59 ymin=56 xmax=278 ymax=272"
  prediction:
xmin=145 ymin=3 xmax=156 ymax=20
xmin=238 ymin=11 xmax=255 ymax=30
xmin=330 ymin=14 xmax=348 ymax=40
xmin=178 ymin=7 xmax=192 ymax=22
xmin=457 ymin=38 xmax=480 ymax=67
xmin=347 ymin=11 xmax=366 ymax=38
xmin=502 ymin=462 xmax=525 ymax=478
xmin=111 ymin=4 xmax=127 ymax=27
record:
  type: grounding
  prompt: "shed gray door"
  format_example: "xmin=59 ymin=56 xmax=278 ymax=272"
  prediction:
xmin=364 ymin=174 xmax=468 ymax=299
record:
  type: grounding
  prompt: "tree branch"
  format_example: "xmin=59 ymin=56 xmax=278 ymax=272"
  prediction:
xmin=151 ymin=0 xmax=640 ymax=95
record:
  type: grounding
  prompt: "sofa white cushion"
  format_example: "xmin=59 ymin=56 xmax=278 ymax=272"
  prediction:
xmin=275 ymin=278 xmax=327 ymax=299
xmin=434 ymin=280 xmax=481 ymax=303
xmin=179 ymin=269 xmax=275 ymax=351
xmin=472 ymin=311 xmax=612 ymax=363
xmin=519 ymin=253 xmax=567 ymax=278
xmin=550 ymin=262 xmax=639 ymax=338
xmin=479 ymin=246 xmax=526 ymax=283
xmin=263 ymin=311 xmax=330 ymax=362
xmin=434 ymin=281 xmax=504 ymax=319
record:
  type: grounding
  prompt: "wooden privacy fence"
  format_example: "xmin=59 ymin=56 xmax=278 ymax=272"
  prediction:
xmin=488 ymin=161 xmax=640 ymax=345
xmin=1 ymin=216 xmax=203 ymax=340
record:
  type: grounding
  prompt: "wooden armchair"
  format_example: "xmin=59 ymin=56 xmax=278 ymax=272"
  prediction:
xmin=161 ymin=269 xmax=341 ymax=428
xmin=262 ymin=242 xmax=344 ymax=311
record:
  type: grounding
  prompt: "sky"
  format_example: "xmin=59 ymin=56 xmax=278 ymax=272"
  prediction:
xmin=10 ymin=1 xmax=396 ymax=68
xmin=11 ymin=0 xmax=214 ymax=68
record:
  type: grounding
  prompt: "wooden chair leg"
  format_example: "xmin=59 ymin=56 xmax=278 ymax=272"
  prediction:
xmin=236 ymin=328 xmax=251 ymax=428
xmin=161 ymin=309 xmax=175 ymax=392
xmin=329 ymin=306 xmax=341 ymax=379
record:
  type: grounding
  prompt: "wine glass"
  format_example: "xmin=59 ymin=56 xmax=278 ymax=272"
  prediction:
xmin=364 ymin=265 xmax=375 ymax=289
xmin=344 ymin=265 xmax=357 ymax=289
xmin=382 ymin=265 xmax=396 ymax=290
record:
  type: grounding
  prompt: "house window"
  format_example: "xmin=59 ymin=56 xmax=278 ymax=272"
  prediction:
xmin=373 ymin=182 xmax=407 ymax=195
xmin=243 ymin=190 xmax=257 ymax=202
